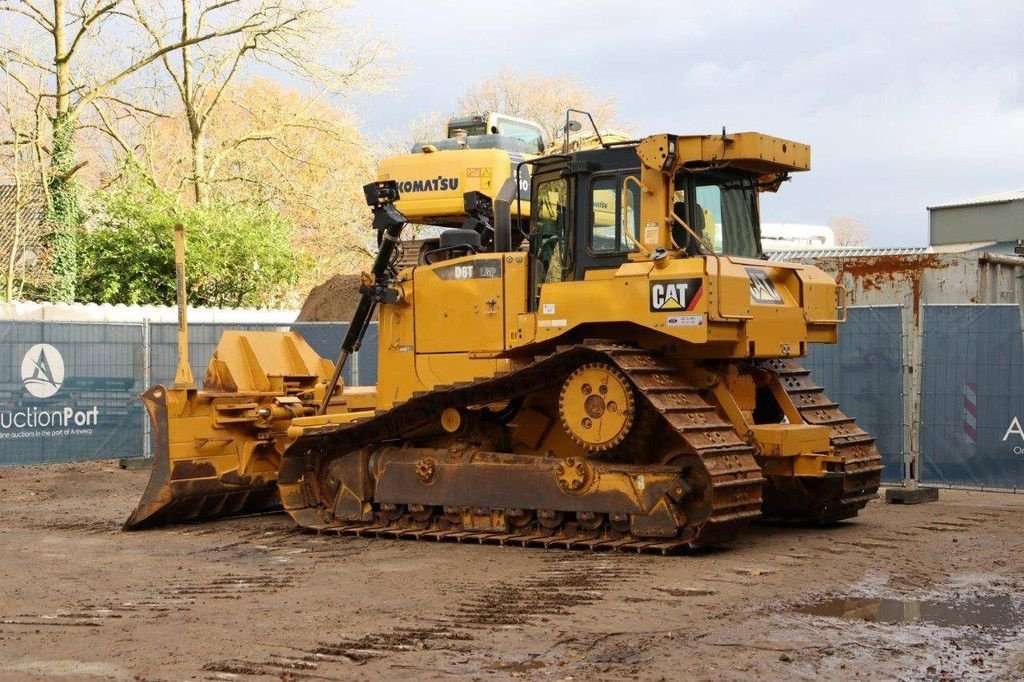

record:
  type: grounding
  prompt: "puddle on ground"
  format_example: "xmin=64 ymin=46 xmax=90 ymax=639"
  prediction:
xmin=798 ymin=595 xmax=1022 ymax=634
xmin=484 ymin=659 xmax=545 ymax=673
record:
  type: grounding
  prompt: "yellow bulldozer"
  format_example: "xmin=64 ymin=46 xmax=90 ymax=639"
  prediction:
xmin=125 ymin=117 xmax=882 ymax=553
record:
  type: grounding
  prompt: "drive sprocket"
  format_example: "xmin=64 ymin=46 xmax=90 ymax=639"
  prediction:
xmin=558 ymin=362 xmax=635 ymax=451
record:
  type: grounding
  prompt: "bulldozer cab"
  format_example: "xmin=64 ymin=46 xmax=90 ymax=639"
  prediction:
xmin=526 ymin=144 xmax=770 ymax=310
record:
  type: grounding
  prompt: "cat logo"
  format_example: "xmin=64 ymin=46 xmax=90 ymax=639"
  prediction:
xmin=649 ymin=278 xmax=703 ymax=312
xmin=746 ymin=268 xmax=783 ymax=304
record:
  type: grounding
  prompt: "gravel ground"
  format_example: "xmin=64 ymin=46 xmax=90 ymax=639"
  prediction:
xmin=1 ymin=460 xmax=1022 ymax=681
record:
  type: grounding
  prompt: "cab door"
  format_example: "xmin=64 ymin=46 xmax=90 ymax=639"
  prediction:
xmin=528 ymin=173 xmax=572 ymax=312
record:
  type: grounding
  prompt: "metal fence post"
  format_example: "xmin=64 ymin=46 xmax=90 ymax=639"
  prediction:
xmin=899 ymin=303 xmax=920 ymax=487
xmin=910 ymin=304 xmax=924 ymax=486
xmin=142 ymin=318 xmax=152 ymax=458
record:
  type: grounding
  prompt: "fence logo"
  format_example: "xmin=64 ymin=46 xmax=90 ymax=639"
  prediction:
xmin=21 ymin=344 xmax=65 ymax=399
xmin=1003 ymin=417 xmax=1024 ymax=455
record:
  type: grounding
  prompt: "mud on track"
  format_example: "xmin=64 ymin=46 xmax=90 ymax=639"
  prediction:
xmin=1 ymin=460 xmax=1023 ymax=680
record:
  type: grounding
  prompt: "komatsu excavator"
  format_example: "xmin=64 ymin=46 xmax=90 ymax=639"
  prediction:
xmin=126 ymin=122 xmax=883 ymax=553
xmin=379 ymin=110 xmax=629 ymax=269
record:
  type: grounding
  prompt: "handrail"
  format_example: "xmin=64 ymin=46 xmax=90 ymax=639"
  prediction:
xmin=620 ymin=176 xmax=650 ymax=257
xmin=803 ymin=283 xmax=849 ymax=325
xmin=813 ymin=283 xmax=849 ymax=324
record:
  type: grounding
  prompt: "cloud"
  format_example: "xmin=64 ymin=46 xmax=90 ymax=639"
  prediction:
xmin=351 ymin=0 xmax=1024 ymax=246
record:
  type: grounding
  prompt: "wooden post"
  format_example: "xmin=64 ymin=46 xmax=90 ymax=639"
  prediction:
xmin=173 ymin=223 xmax=196 ymax=389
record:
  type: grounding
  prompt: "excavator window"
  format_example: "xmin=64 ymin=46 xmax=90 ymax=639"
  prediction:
xmin=495 ymin=116 xmax=546 ymax=153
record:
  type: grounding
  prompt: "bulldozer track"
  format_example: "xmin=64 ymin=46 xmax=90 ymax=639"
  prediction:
xmin=759 ymin=358 xmax=884 ymax=523
xmin=278 ymin=342 xmax=765 ymax=555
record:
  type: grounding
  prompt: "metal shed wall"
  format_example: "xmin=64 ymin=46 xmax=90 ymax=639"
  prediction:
xmin=930 ymin=200 xmax=1024 ymax=246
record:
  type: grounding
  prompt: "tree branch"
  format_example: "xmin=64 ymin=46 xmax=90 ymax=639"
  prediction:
xmin=94 ymin=93 xmax=168 ymax=118
xmin=0 ymin=0 xmax=54 ymax=30
xmin=66 ymin=1 xmax=121 ymax=59
xmin=68 ymin=16 xmax=272 ymax=116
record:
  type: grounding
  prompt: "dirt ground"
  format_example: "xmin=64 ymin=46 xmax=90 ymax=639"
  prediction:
xmin=1 ymin=461 xmax=1022 ymax=681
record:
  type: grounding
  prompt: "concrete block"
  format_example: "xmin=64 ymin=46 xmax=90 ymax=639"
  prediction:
xmin=885 ymin=486 xmax=940 ymax=504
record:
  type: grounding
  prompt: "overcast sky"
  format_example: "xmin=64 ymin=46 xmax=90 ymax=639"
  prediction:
xmin=348 ymin=0 xmax=1023 ymax=247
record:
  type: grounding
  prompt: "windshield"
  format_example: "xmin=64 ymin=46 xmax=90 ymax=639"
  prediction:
xmin=675 ymin=170 xmax=761 ymax=258
xmin=496 ymin=117 xmax=545 ymax=153
xmin=447 ymin=119 xmax=486 ymax=136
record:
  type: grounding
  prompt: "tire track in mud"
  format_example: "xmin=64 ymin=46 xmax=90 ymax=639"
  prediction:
xmin=197 ymin=551 xmax=650 ymax=678
xmin=64 ymin=572 xmax=299 ymax=624
xmin=20 ymin=518 xmax=122 ymax=535
xmin=2 ymin=522 xmax=353 ymax=645
xmin=1 ymin=573 xmax=297 ymax=633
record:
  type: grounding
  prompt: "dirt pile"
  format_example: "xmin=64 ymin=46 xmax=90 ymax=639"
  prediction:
xmin=297 ymin=273 xmax=367 ymax=322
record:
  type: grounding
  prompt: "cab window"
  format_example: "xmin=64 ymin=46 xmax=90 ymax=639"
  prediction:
xmin=589 ymin=176 xmax=639 ymax=254
xmin=675 ymin=169 xmax=761 ymax=258
xmin=693 ymin=176 xmax=759 ymax=258
xmin=496 ymin=116 xmax=545 ymax=153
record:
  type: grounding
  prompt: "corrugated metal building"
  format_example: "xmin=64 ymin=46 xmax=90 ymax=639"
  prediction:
xmin=928 ymin=188 xmax=1024 ymax=254
xmin=766 ymin=248 xmax=1024 ymax=308
xmin=765 ymin=247 xmax=1024 ymax=487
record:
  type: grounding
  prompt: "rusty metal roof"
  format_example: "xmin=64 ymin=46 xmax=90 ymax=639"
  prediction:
xmin=765 ymin=246 xmax=933 ymax=260
xmin=927 ymin=188 xmax=1024 ymax=210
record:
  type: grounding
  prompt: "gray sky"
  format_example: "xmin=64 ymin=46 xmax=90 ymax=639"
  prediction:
xmin=349 ymin=0 xmax=1023 ymax=246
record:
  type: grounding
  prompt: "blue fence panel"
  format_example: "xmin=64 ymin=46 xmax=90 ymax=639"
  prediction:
xmin=355 ymin=323 xmax=379 ymax=386
xmin=0 ymin=319 xmax=380 ymax=466
xmin=920 ymin=305 xmax=1024 ymax=489
xmin=0 ymin=321 xmax=145 ymax=465
xmin=290 ymin=322 xmax=377 ymax=387
xmin=804 ymin=306 xmax=904 ymax=483
xmin=291 ymin=322 xmax=350 ymax=386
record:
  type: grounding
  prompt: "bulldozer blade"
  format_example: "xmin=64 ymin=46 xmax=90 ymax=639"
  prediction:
xmin=123 ymin=385 xmax=280 ymax=530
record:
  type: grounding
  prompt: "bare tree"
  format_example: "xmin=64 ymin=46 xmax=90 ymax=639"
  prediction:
xmin=0 ymin=34 xmax=49 ymax=301
xmin=376 ymin=109 xmax=447 ymax=158
xmin=0 ymin=0 xmax=354 ymax=300
xmin=457 ymin=69 xmax=623 ymax=141
xmin=828 ymin=215 xmax=871 ymax=246
xmin=203 ymin=79 xmax=377 ymax=286
xmin=130 ymin=0 xmax=385 ymax=206
xmin=139 ymin=78 xmax=377 ymax=289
